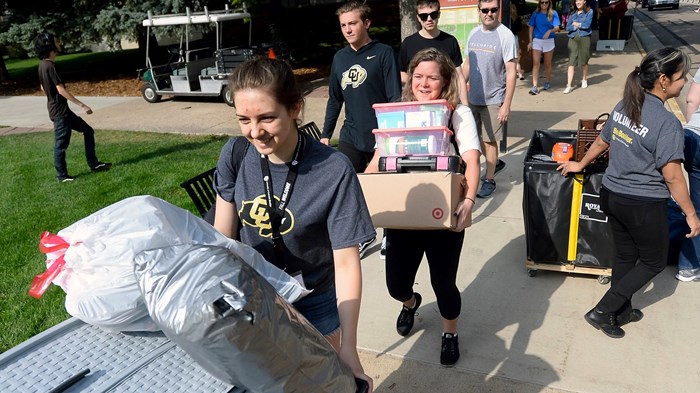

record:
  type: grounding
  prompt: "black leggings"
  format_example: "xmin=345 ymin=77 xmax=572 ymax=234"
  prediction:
xmin=338 ymin=141 xmax=374 ymax=173
xmin=596 ymin=188 xmax=668 ymax=314
xmin=385 ymin=229 xmax=464 ymax=320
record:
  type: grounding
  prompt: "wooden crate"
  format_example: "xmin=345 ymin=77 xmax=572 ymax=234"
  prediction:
xmin=575 ymin=115 xmax=610 ymax=163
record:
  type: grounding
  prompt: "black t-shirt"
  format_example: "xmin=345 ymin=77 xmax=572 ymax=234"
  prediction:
xmin=398 ymin=31 xmax=463 ymax=72
xmin=38 ymin=59 xmax=69 ymax=120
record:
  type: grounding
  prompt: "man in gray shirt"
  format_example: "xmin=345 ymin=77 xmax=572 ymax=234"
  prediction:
xmin=462 ymin=0 xmax=517 ymax=198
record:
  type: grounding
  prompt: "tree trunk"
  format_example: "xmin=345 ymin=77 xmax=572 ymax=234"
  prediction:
xmin=0 ymin=51 xmax=10 ymax=81
xmin=399 ymin=0 xmax=419 ymax=42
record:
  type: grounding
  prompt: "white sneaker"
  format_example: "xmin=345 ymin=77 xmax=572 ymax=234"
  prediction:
xmin=563 ymin=86 xmax=572 ymax=94
xmin=581 ymin=80 xmax=588 ymax=89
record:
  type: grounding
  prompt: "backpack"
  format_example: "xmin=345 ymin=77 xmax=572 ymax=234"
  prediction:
xmin=204 ymin=137 xmax=250 ymax=225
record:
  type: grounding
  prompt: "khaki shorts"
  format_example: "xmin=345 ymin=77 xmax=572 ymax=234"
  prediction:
xmin=468 ymin=103 xmax=503 ymax=143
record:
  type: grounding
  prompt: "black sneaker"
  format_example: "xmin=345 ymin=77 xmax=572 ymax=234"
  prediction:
xmin=481 ymin=159 xmax=507 ymax=181
xmin=57 ymin=175 xmax=75 ymax=183
xmin=358 ymin=236 xmax=376 ymax=259
xmin=584 ymin=308 xmax=625 ymax=338
xmin=396 ymin=292 xmax=421 ymax=336
xmin=440 ymin=333 xmax=460 ymax=367
xmin=90 ymin=162 xmax=112 ymax=172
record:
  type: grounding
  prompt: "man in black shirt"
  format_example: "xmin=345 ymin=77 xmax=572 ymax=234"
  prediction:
xmin=35 ymin=32 xmax=111 ymax=182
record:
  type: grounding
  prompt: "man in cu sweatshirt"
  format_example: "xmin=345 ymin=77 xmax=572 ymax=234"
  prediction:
xmin=321 ymin=0 xmax=401 ymax=173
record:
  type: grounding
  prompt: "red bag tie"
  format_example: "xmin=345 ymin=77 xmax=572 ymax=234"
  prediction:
xmin=28 ymin=231 xmax=70 ymax=299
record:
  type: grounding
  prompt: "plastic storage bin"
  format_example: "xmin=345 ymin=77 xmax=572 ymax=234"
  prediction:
xmin=373 ymin=127 xmax=453 ymax=157
xmin=372 ymin=99 xmax=453 ymax=129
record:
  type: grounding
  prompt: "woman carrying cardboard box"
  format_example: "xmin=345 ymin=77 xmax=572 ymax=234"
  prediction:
xmin=367 ymin=48 xmax=481 ymax=367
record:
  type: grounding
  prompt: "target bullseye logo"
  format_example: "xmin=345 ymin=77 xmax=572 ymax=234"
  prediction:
xmin=432 ymin=208 xmax=444 ymax=220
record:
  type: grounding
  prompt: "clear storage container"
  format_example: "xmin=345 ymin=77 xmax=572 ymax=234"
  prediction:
xmin=373 ymin=127 xmax=454 ymax=157
xmin=372 ymin=99 xmax=453 ymax=129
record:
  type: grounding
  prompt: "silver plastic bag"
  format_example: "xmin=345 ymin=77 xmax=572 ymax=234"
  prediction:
xmin=43 ymin=195 xmax=308 ymax=332
xmin=135 ymin=243 xmax=356 ymax=393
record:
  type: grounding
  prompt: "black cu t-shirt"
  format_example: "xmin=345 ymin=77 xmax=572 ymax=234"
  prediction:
xmin=38 ymin=59 xmax=69 ymax=120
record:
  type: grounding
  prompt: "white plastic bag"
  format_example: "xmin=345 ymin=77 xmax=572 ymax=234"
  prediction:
xmin=30 ymin=195 xmax=310 ymax=332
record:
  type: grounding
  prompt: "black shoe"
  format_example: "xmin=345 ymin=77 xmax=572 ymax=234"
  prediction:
xmin=481 ymin=159 xmax=507 ymax=181
xmin=90 ymin=162 xmax=112 ymax=172
xmin=440 ymin=333 xmax=460 ymax=367
xmin=57 ymin=175 xmax=75 ymax=183
xmin=396 ymin=292 xmax=422 ymax=336
xmin=358 ymin=236 xmax=376 ymax=259
xmin=584 ymin=308 xmax=625 ymax=338
xmin=617 ymin=309 xmax=644 ymax=326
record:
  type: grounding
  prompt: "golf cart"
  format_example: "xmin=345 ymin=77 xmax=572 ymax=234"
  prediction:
xmin=139 ymin=5 xmax=272 ymax=106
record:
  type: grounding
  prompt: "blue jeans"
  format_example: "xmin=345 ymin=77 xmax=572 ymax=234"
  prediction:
xmin=292 ymin=286 xmax=340 ymax=336
xmin=53 ymin=111 xmax=98 ymax=178
xmin=677 ymin=129 xmax=700 ymax=270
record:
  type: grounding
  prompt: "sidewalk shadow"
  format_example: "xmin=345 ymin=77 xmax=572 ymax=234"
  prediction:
xmin=374 ymin=235 xmax=563 ymax=392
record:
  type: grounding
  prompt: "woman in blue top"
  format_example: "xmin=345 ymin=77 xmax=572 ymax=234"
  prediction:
xmin=527 ymin=0 xmax=560 ymax=95
xmin=563 ymin=0 xmax=593 ymax=94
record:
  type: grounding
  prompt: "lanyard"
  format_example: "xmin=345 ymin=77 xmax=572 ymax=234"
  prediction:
xmin=259 ymin=132 xmax=304 ymax=273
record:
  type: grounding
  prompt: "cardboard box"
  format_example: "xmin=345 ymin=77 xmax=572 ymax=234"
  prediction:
xmin=358 ymin=172 xmax=465 ymax=229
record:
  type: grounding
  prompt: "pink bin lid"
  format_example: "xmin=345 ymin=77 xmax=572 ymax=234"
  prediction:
xmin=372 ymin=126 xmax=453 ymax=135
xmin=372 ymin=99 xmax=454 ymax=111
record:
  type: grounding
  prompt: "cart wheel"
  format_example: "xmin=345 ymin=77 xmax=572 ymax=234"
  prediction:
xmin=527 ymin=269 xmax=538 ymax=277
xmin=222 ymin=85 xmax=234 ymax=107
xmin=141 ymin=83 xmax=161 ymax=103
xmin=597 ymin=275 xmax=611 ymax=285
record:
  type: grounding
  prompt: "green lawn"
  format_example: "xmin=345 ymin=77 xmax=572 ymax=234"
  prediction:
xmin=0 ymin=130 xmax=229 ymax=352
xmin=5 ymin=49 xmax=142 ymax=80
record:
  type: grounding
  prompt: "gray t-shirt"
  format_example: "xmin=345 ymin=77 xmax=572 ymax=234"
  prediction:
xmin=601 ymin=93 xmax=685 ymax=199
xmin=685 ymin=68 xmax=700 ymax=134
xmin=465 ymin=23 xmax=517 ymax=106
xmin=214 ymin=134 xmax=376 ymax=292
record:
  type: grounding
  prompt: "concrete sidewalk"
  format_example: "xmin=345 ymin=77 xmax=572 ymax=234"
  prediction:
xmin=2 ymin=29 xmax=698 ymax=393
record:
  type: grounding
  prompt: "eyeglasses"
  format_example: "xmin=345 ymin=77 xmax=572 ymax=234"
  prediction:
xmin=540 ymin=1 xmax=549 ymax=4
xmin=480 ymin=7 xmax=499 ymax=14
xmin=417 ymin=11 xmax=440 ymax=21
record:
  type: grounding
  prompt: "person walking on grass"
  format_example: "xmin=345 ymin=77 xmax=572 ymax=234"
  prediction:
xmin=558 ymin=48 xmax=700 ymax=338
xmin=527 ymin=0 xmax=560 ymax=95
xmin=34 ymin=32 xmax=111 ymax=182
xmin=462 ymin=0 xmax=518 ymax=198
xmin=563 ymin=0 xmax=593 ymax=94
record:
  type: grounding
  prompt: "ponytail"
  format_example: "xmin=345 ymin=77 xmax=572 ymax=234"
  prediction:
xmin=622 ymin=67 xmax=644 ymax=127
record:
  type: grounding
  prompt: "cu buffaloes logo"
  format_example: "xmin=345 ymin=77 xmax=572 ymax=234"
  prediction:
xmin=340 ymin=64 xmax=368 ymax=90
xmin=239 ymin=195 xmax=294 ymax=238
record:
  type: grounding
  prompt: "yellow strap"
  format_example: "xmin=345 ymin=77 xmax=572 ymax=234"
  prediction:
xmin=567 ymin=174 xmax=584 ymax=261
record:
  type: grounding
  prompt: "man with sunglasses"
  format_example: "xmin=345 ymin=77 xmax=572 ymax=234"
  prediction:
xmin=398 ymin=1 xmax=466 ymax=103
xmin=462 ymin=0 xmax=518 ymax=198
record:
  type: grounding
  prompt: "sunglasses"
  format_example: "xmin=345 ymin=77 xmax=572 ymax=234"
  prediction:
xmin=540 ymin=1 xmax=549 ymax=4
xmin=417 ymin=11 xmax=440 ymax=21
xmin=480 ymin=7 xmax=499 ymax=14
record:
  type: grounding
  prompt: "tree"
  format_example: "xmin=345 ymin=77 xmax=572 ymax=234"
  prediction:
xmin=399 ymin=0 xmax=420 ymax=41
xmin=0 ymin=0 xmax=225 ymax=80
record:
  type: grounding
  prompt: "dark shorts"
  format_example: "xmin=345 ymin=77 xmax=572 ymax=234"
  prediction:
xmin=293 ymin=286 xmax=340 ymax=336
